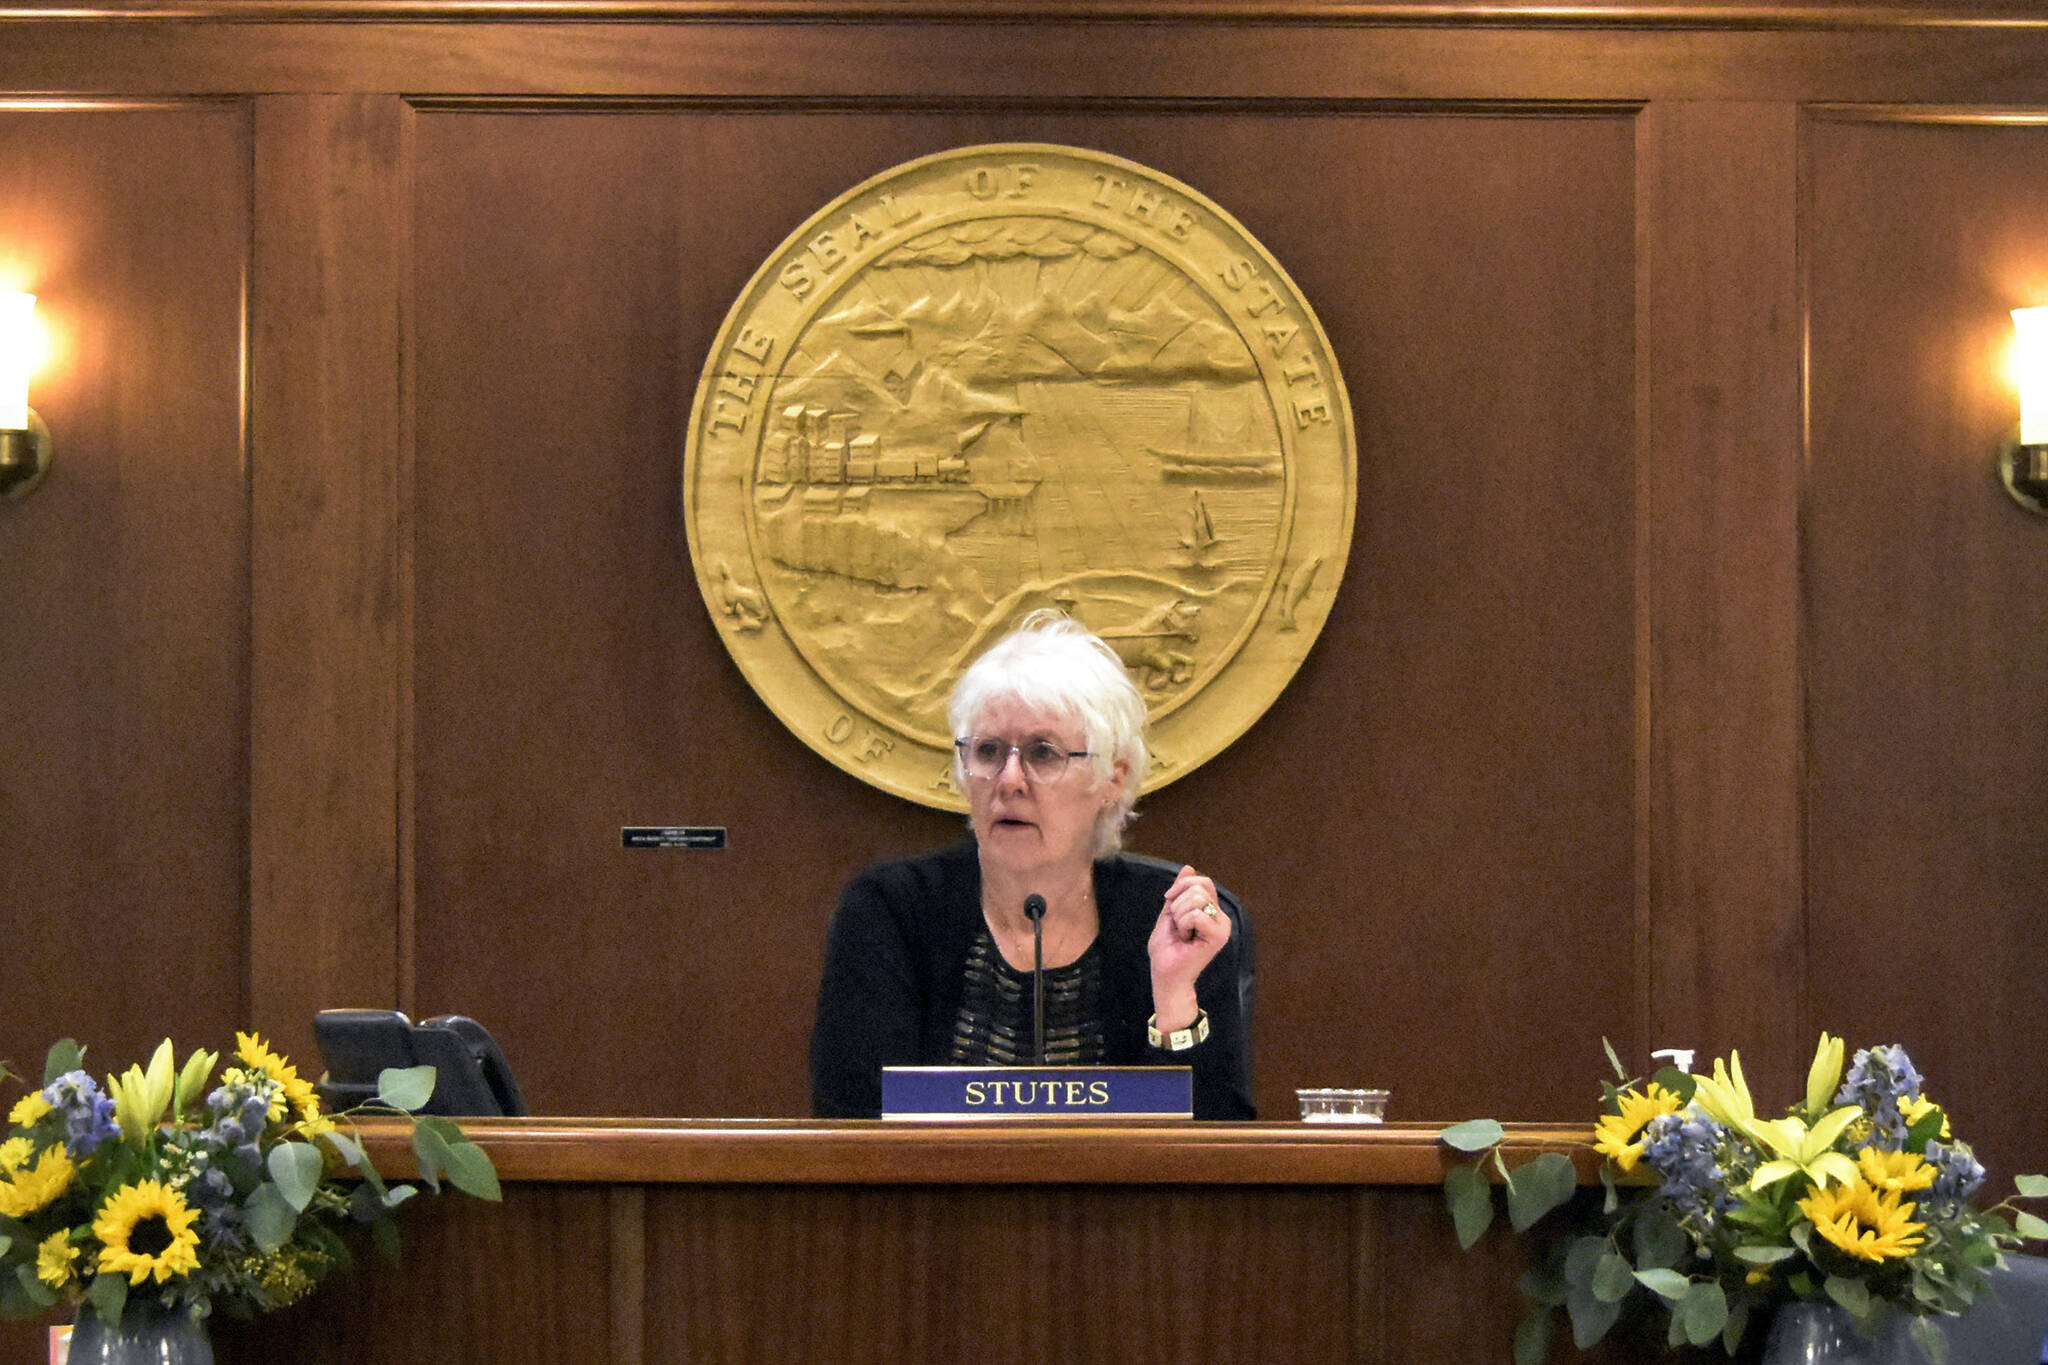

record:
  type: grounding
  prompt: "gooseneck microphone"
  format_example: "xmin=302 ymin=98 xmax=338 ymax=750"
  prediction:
xmin=1023 ymin=893 xmax=1047 ymax=1065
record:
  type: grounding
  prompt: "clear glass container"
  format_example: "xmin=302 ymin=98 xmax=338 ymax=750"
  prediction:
xmin=1295 ymin=1088 xmax=1389 ymax=1123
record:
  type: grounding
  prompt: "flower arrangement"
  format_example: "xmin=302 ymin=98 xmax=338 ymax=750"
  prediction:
xmin=1440 ymin=1036 xmax=2048 ymax=1365
xmin=0 ymin=1034 xmax=500 ymax=1335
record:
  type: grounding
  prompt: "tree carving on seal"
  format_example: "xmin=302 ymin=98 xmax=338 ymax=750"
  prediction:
xmin=685 ymin=144 xmax=1355 ymax=811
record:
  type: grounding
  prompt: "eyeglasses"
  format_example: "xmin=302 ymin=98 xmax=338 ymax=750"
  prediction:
xmin=955 ymin=735 xmax=1091 ymax=783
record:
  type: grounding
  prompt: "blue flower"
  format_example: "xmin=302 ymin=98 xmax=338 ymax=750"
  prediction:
xmin=1918 ymin=1139 xmax=1986 ymax=1220
xmin=1641 ymin=1112 xmax=1736 ymax=1228
xmin=1835 ymin=1044 xmax=1925 ymax=1148
xmin=41 ymin=1069 xmax=121 ymax=1158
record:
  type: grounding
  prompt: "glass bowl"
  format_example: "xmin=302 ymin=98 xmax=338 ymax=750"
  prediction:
xmin=1296 ymin=1088 xmax=1389 ymax=1124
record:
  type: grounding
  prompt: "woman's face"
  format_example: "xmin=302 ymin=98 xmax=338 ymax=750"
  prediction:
xmin=963 ymin=695 xmax=1126 ymax=880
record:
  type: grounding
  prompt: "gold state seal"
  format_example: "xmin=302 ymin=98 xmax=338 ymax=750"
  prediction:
xmin=685 ymin=144 xmax=1355 ymax=811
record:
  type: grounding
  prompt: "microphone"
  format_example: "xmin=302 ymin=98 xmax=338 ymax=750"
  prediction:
xmin=1023 ymin=894 xmax=1047 ymax=1065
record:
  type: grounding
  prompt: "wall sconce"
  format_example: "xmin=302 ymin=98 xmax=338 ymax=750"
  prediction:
xmin=2002 ymin=306 xmax=2048 ymax=516
xmin=0 ymin=291 xmax=52 ymax=500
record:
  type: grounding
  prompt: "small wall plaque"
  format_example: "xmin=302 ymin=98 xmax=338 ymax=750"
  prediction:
xmin=621 ymin=826 xmax=727 ymax=850
xmin=882 ymin=1066 xmax=1192 ymax=1120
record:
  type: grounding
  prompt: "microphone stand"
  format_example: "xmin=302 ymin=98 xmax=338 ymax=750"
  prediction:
xmin=1023 ymin=893 xmax=1047 ymax=1065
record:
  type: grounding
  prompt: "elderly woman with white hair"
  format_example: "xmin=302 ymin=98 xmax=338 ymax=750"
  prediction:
xmin=810 ymin=610 xmax=1254 ymax=1119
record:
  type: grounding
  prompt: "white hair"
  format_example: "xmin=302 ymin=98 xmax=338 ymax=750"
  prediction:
xmin=948 ymin=609 xmax=1149 ymax=856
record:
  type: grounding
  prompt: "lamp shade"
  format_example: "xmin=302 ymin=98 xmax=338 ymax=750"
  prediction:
xmin=2014 ymin=306 xmax=2048 ymax=446
xmin=0 ymin=292 xmax=32 ymax=432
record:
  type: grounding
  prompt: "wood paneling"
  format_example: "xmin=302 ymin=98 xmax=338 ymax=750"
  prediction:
xmin=404 ymin=107 xmax=1636 ymax=1122
xmin=249 ymin=93 xmax=416 ymax=1068
xmin=0 ymin=101 xmax=251 ymax=1070
xmin=0 ymin=26 xmax=2045 ymax=1347
xmin=1636 ymin=101 xmax=1807 ymax=1097
xmin=1805 ymin=111 xmax=2048 ymax=1185
xmin=215 ymin=1122 xmax=1590 ymax=1365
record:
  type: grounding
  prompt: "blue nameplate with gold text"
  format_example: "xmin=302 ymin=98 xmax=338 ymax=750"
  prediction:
xmin=881 ymin=1066 xmax=1192 ymax=1120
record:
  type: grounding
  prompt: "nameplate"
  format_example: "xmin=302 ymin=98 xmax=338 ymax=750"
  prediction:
xmin=881 ymin=1066 xmax=1192 ymax=1120
xmin=621 ymin=826 xmax=726 ymax=850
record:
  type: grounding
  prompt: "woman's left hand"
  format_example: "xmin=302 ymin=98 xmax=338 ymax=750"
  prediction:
xmin=1147 ymin=864 xmax=1230 ymax=1032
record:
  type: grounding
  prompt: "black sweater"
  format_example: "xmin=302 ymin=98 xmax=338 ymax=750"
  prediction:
xmin=809 ymin=842 xmax=1256 ymax=1119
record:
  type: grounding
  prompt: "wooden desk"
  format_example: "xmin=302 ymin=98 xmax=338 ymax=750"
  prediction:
xmin=193 ymin=1119 xmax=1593 ymax=1365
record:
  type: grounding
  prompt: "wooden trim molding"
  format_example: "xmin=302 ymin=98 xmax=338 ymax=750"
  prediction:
xmin=352 ymin=1118 xmax=1599 ymax=1185
xmin=4 ymin=2 xmax=2048 ymax=29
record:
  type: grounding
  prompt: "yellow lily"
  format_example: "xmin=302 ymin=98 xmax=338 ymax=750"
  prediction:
xmin=1749 ymin=1104 xmax=1863 ymax=1191
xmin=1805 ymin=1032 xmax=1845 ymax=1115
xmin=106 ymin=1039 xmax=177 ymax=1148
xmin=1689 ymin=1051 xmax=1766 ymax=1145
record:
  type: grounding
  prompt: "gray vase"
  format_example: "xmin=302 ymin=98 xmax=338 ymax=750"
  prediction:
xmin=66 ymin=1299 xmax=214 ymax=1365
xmin=1762 ymin=1302 xmax=1914 ymax=1365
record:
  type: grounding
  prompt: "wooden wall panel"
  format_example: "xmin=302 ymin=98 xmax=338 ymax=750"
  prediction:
xmin=1636 ymin=101 xmax=1807 ymax=1097
xmin=249 ymin=93 xmax=415 ymax=1068
xmin=0 ymin=101 xmax=251 ymax=1071
xmin=1805 ymin=112 xmax=2048 ymax=1184
xmin=405 ymin=107 xmax=1637 ymax=1123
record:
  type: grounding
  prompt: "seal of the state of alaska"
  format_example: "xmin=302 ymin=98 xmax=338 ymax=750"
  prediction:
xmin=685 ymin=144 xmax=1355 ymax=811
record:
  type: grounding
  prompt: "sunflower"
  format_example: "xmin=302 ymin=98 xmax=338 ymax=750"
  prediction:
xmin=1592 ymin=1083 xmax=1683 ymax=1172
xmin=36 ymin=1230 xmax=79 ymax=1289
xmin=235 ymin=1032 xmax=320 ymax=1125
xmin=1857 ymin=1146 xmax=1937 ymax=1196
xmin=0 ymin=1145 xmax=76 ymax=1219
xmin=1799 ymin=1180 xmax=1926 ymax=1263
xmin=9 ymin=1091 xmax=51 ymax=1126
xmin=94 ymin=1179 xmax=202 ymax=1285
xmin=0 ymin=1136 xmax=31 ymax=1174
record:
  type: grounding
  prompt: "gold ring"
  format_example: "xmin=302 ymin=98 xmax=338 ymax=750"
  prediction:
xmin=1199 ymin=902 xmax=1221 ymax=919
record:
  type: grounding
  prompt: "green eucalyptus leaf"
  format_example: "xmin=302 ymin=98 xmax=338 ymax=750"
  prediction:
xmin=1723 ymin=1296 xmax=1753 ymax=1354
xmin=1439 ymin=1119 xmax=1505 ymax=1153
xmin=1680 ymin=1280 xmax=1728 ymax=1346
xmin=267 ymin=1140 xmax=325 ymax=1213
xmin=0 ymin=1265 xmax=40 ymax=1320
xmin=1445 ymin=1165 xmax=1494 ymax=1249
xmin=2014 ymin=1174 xmax=2048 ymax=1199
xmin=1592 ymin=1250 xmax=1636 ymax=1304
xmin=347 ymin=1182 xmax=385 ymax=1224
xmin=1567 ymin=1282 xmax=1623 ymax=1349
xmin=1564 ymin=1235 xmax=1608 ymax=1288
xmin=1826 ymin=1274 xmax=1872 ymax=1318
xmin=1602 ymin=1037 xmax=1627 ymax=1082
xmin=1514 ymin=1306 xmax=1554 ymax=1365
xmin=1735 ymin=1244 xmax=1797 ymax=1264
xmin=383 ymin=1182 xmax=418 ymax=1210
xmin=85 ymin=1269 xmax=126 ymax=1330
xmin=1601 ymin=1163 xmax=1619 ymax=1215
xmin=412 ymin=1120 xmax=453 ymax=1194
xmin=42 ymin=1039 xmax=82 ymax=1086
xmin=1633 ymin=1268 xmax=1691 ymax=1302
xmin=438 ymin=1139 xmax=501 ymax=1202
xmin=245 ymin=1183 xmax=299 ymax=1254
xmin=11 ymin=1263 xmax=55 ymax=1310
xmin=1906 ymin=1107 xmax=1945 ymax=1152
xmin=370 ymin=1214 xmax=402 ymax=1264
xmin=1508 ymin=1153 xmax=1577 ymax=1232
xmin=2014 ymin=1211 xmax=2048 ymax=1240
xmin=376 ymin=1065 xmax=437 ymax=1113
xmin=1909 ymin=1314 xmax=1948 ymax=1365
xmin=1635 ymin=1204 xmax=1690 ymax=1269
xmin=318 ymin=1129 xmax=365 ymax=1170
xmin=1667 ymin=1306 xmax=1689 ymax=1349
xmin=0 ymin=1234 xmax=9 ymax=1259
xmin=1520 ymin=1259 xmax=1570 ymax=1309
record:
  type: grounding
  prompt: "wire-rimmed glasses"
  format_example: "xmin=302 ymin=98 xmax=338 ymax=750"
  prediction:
xmin=954 ymin=735 xmax=1092 ymax=783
